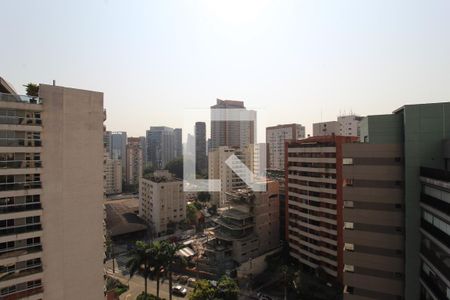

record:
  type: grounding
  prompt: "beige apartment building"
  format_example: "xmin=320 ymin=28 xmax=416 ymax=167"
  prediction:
xmin=266 ymin=123 xmax=305 ymax=171
xmin=104 ymin=154 xmax=122 ymax=195
xmin=313 ymin=115 xmax=363 ymax=137
xmin=342 ymin=143 xmax=404 ymax=300
xmin=139 ymin=170 xmax=185 ymax=237
xmin=0 ymin=79 xmax=104 ymax=300
xmin=126 ymin=137 xmax=143 ymax=186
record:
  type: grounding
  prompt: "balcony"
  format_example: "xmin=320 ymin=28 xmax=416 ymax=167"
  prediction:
xmin=0 ymin=116 xmax=42 ymax=126
xmin=420 ymin=245 xmax=450 ymax=280
xmin=0 ymin=160 xmax=42 ymax=169
xmin=421 ymin=193 xmax=450 ymax=216
xmin=420 ymin=271 xmax=447 ymax=300
xmin=0 ymin=245 xmax=42 ymax=260
xmin=421 ymin=219 xmax=450 ymax=250
xmin=0 ymin=181 xmax=41 ymax=192
xmin=2 ymin=286 xmax=43 ymax=300
xmin=0 ymin=224 xmax=42 ymax=237
xmin=0 ymin=203 xmax=41 ymax=214
xmin=0 ymin=138 xmax=41 ymax=147
xmin=0 ymin=265 xmax=42 ymax=282
xmin=0 ymin=93 xmax=42 ymax=105
xmin=420 ymin=167 xmax=450 ymax=182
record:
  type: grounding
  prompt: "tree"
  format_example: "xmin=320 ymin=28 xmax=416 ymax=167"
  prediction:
xmin=216 ymin=275 xmax=239 ymax=300
xmin=197 ymin=192 xmax=211 ymax=203
xmin=23 ymin=83 xmax=39 ymax=97
xmin=126 ymin=241 xmax=152 ymax=297
xmin=189 ymin=280 xmax=216 ymax=300
xmin=143 ymin=165 xmax=155 ymax=177
xmin=149 ymin=241 xmax=166 ymax=299
xmin=165 ymin=157 xmax=183 ymax=179
xmin=186 ymin=203 xmax=198 ymax=225
xmin=162 ymin=242 xmax=185 ymax=300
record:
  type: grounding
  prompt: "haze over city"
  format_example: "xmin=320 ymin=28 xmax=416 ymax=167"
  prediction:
xmin=2 ymin=0 xmax=450 ymax=139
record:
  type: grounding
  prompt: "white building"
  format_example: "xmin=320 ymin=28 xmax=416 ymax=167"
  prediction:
xmin=0 ymin=78 xmax=105 ymax=300
xmin=266 ymin=124 xmax=305 ymax=170
xmin=313 ymin=114 xmax=362 ymax=137
xmin=139 ymin=170 xmax=185 ymax=237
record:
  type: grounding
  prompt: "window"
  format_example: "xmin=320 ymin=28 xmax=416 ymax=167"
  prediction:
xmin=344 ymin=243 xmax=354 ymax=251
xmin=343 ymin=158 xmax=353 ymax=165
xmin=344 ymin=222 xmax=354 ymax=229
xmin=344 ymin=201 xmax=354 ymax=208
xmin=344 ymin=264 xmax=354 ymax=272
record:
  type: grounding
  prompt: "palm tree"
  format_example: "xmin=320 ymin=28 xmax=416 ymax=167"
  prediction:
xmin=150 ymin=241 xmax=166 ymax=299
xmin=23 ymin=83 xmax=39 ymax=97
xmin=126 ymin=241 xmax=152 ymax=296
xmin=162 ymin=242 xmax=185 ymax=300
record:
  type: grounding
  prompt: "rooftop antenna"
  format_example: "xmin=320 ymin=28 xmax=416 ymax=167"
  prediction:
xmin=52 ymin=80 xmax=56 ymax=86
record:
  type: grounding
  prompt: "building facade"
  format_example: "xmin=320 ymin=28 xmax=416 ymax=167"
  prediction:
xmin=266 ymin=123 xmax=305 ymax=170
xmin=342 ymin=143 xmax=405 ymax=299
xmin=195 ymin=122 xmax=207 ymax=174
xmin=104 ymin=154 xmax=122 ymax=195
xmin=126 ymin=137 xmax=143 ymax=186
xmin=0 ymin=80 xmax=104 ymax=300
xmin=210 ymin=99 xmax=256 ymax=150
xmin=286 ymin=135 xmax=358 ymax=282
xmin=198 ymin=180 xmax=280 ymax=277
xmin=139 ymin=170 xmax=185 ymax=237
xmin=313 ymin=115 xmax=362 ymax=137
xmin=146 ymin=126 xmax=180 ymax=170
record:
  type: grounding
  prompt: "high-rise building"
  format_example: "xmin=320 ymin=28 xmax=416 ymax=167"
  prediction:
xmin=353 ymin=102 xmax=450 ymax=300
xmin=139 ymin=136 xmax=147 ymax=164
xmin=342 ymin=143 xmax=404 ymax=299
xmin=266 ymin=123 xmax=305 ymax=170
xmin=111 ymin=131 xmax=127 ymax=179
xmin=126 ymin=137 xmax=143 ymax=186
xmin=210 ymin=99 xmax=256 ymax=150
xmin=286 ymin=135 xmax=358 ymax=282
xmin=146 ymin=126 xmax=177 ymax=170
xmin=104 ymin=154 xmax=122 ymax=195
xmin=174 ymin=128 xmax=182 ymax=159
xmin=139 ymin=170 xmax=185 ymax=237
xmin=0 ymin=79 xmax=104 ymax=300
xmin=313 ymin=115 xmax=362 ymax=137
xmin=104 ymin=130 xmax=112 ymax=158
xmin=195 ymin=122 xmax=207 ymax=174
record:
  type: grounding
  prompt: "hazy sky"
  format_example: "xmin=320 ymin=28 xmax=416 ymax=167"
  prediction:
xmin=2 ymin=0 xmax=450 ymax=141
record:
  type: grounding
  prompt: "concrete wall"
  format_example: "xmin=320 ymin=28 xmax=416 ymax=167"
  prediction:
xmin=39 ymin=84 xmax=105 ymax=300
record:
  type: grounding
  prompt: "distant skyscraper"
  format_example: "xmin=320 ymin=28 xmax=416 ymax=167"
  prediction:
xmin=210 ymin=99 xmax=256 ymax=150
xmin=126 ymin=137 xmax=144 ymax=186
xmin=146 ymin=126 xmax=178 ymax=169
xmin=111 ymin=131 xmax=127 ymax=179
xmin=266 ymin=123 xmax=305 ymax=170
xmin=174 ymin=128 xmax=182 ymax=159
xmin=195 ymin=122 xmax=207 ymax=174
xmin=104 ymin=130 xmax=112 ymax=158
xmin=139 ymin=136 xmax=147 ymax=163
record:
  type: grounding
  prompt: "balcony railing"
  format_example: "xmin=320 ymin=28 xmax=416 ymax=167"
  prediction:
xmin=0 ymin=224 xmax=42 ymax=237
xmin=421 ymin=167 xmax=450 ymax=182
xmin=0 ymin=245 xmax=42 ymax=259
xmin=0 ymin=116 xmax=42 ymax=126
xmin=421 ymin=219 xmax=450 ymax=249
xmin=0 ymin=265 xmax=42 ymax=282
xmin=421 ymin=193 xmax=450 ymax=216
xmin=1 ymin=286 xmax=43 ymax=299
xmin=420 ymin=245 xmax=450 ymax=280
xmin=0 ymin=203 xmax=41 ymax=213
xmin=420 ymin=271 xmax=447 ymax=300
xmin=0 ymin=93 xmax=42 ymax=105
xmin=0 ymin=181 xmax=41 ymax=191
xmin=0 ymin=160 xmax=42 ymax=169
xmin=0 ymin=138 xmax=41 ymax=147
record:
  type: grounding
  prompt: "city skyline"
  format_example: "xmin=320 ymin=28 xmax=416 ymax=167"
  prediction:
xmin=2 ymin=0 xmax=450 ymax=139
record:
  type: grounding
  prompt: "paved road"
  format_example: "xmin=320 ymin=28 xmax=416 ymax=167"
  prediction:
xmin=106 ymin=257 xmax=192 ymax=300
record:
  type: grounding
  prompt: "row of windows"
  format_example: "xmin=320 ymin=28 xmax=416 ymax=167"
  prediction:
xmin=423 ymin=210 xmax=450 ymax=236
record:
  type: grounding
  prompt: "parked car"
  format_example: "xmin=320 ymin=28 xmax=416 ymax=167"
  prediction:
xmin=178 ymin=275 xmax=189 ymax=284
xmin=172 ymin=285 xmax=187 ymax=297
xmin=187 ymin=277 xmax=197 ymax=287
